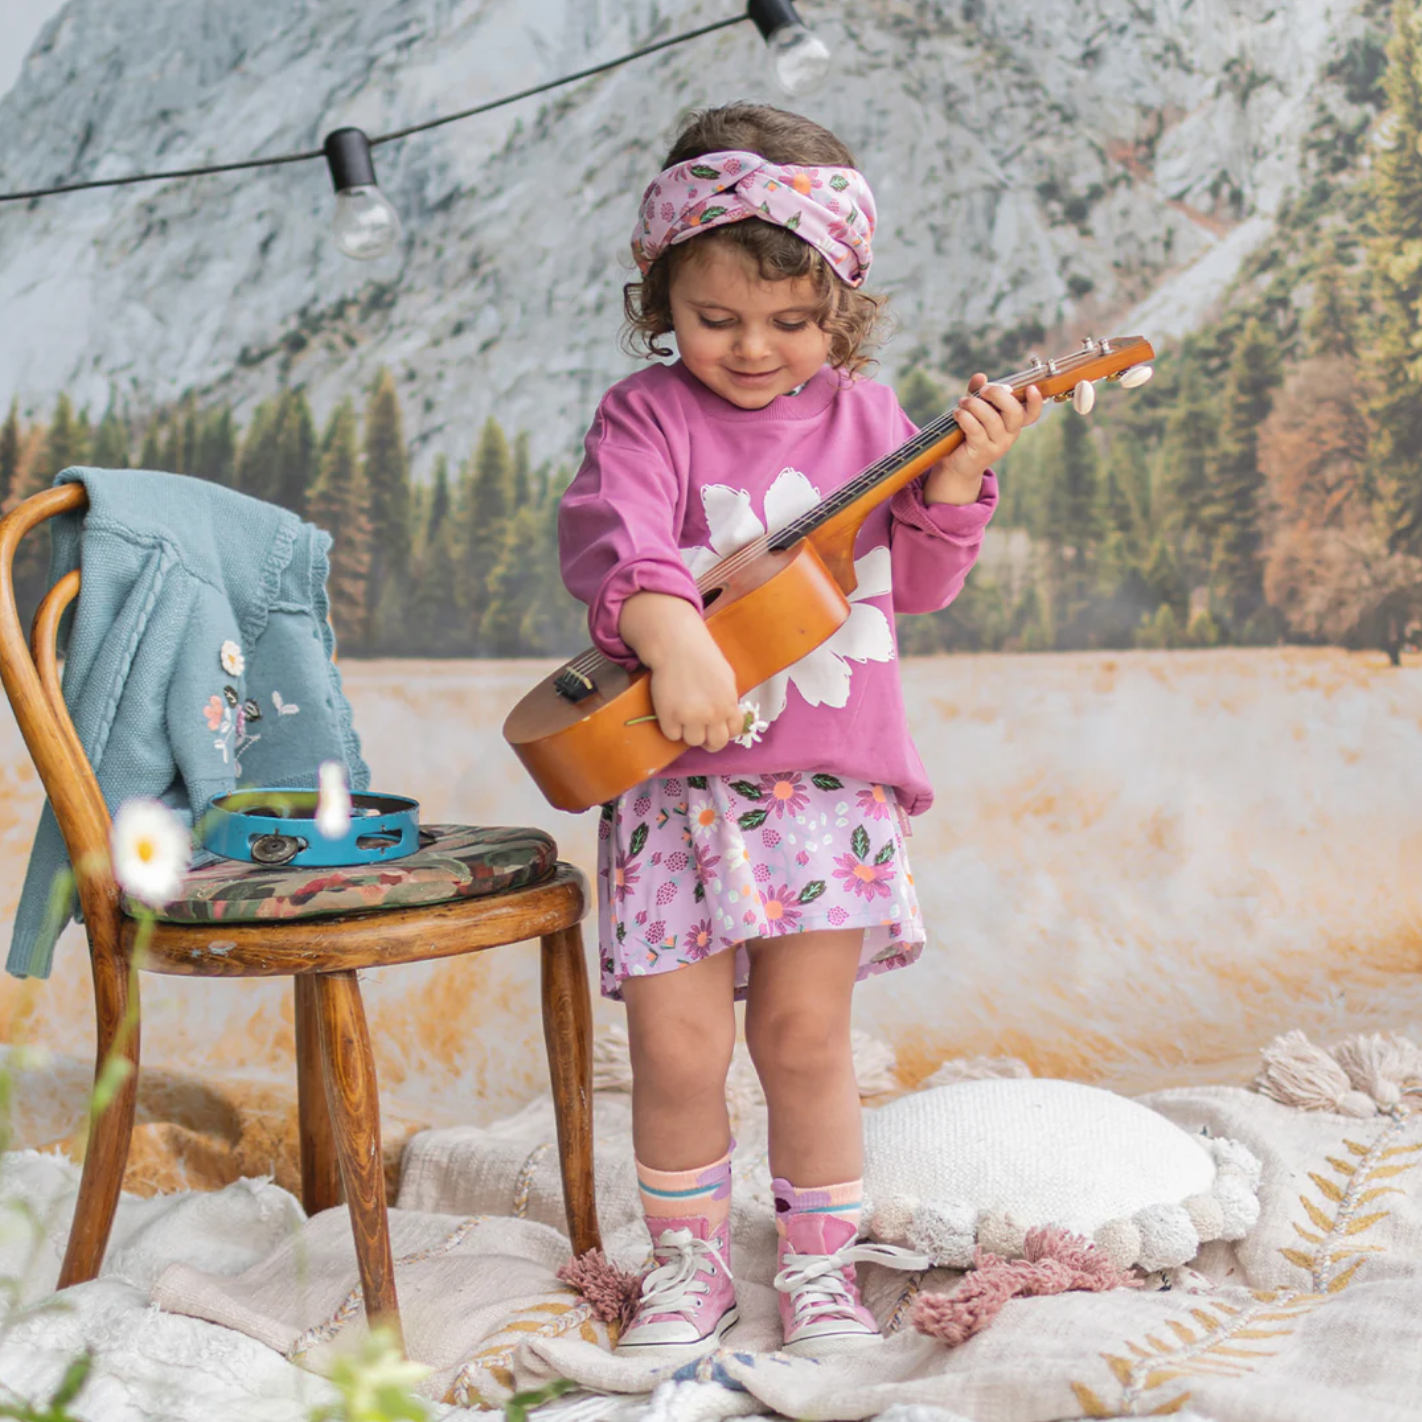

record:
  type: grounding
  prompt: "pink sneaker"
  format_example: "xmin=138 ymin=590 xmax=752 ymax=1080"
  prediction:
xmin=616 ymin=1215 xmax=739 ymax=1364
xmin=773 ymin=1213 xmax=929 ymax=1357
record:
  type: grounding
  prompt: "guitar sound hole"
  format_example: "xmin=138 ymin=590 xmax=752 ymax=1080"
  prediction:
xmin=702 ymin=587 xmax=723 ymax=609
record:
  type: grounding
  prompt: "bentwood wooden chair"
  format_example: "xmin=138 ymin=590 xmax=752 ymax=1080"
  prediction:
xmin=0 ymin=483 xmax=601 ymax=1339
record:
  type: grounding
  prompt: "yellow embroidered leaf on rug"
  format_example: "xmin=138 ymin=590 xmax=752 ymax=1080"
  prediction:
xmin=1324 ymin=1156 xmax=1356 ymax=1175
xmin=1307 ymin=1172 xmax=1345 ymax=1203
xmin=1069 ymin=1381 xmax=1112 ymax=1417
xmin=1165 ymin=1321 xmax=1198 ymax=1343
xmin=1189 ymin=1309 xmax=1221 ymax=1331
xmin=1344 ymin=1210 xmax=1391 ymax=1234
xmin=1343 ymin=1139 xmax=1371 ymax=1156
xmin=1299 ymin=1196 xmax=1333 ymax=1231
xmin=1327 ymin=1260 xmax=1366 ymax=1293
xmin=1280 ymin=1247 xmax=1315 ymax=1269
xmin=1354 ymin=1186 xmax=1405 ymax=1205
xmin=1144 ymin=1395 xmax=1198 ymax=1415
xmin=1104 ymin=1353 xmax=1134 ymax=1384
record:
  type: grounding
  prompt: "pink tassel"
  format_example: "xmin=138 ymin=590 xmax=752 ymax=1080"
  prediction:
xmin=557 ymin=1250 xmax=643 ymax=1331
xmin=913 ymin=1225 xmax=1142 ymax=1348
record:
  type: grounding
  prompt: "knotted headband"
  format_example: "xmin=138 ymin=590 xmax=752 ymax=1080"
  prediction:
xmin=631 ymin=148 xmax=877 ymax=288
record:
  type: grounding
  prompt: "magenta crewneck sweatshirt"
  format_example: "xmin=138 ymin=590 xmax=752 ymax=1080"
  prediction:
xmin=558 ymin=360 xmax=997 ymax=815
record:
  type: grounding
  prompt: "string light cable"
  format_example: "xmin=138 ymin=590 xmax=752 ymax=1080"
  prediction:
xmin=0 ymin=0 xmax=832 ymax=258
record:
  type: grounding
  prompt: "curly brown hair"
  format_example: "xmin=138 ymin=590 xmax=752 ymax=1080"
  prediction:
xmin=622 ymin=103 xmax=887 ymax=375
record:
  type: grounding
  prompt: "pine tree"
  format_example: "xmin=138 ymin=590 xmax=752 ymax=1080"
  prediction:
xmin=194 ymin=406 xmax=237 ymax=485
xmin=1206 ymin=318 xmax=1283 ymax=636
xmin=91 ymin=406 xmax=130 ymax=468
xmin=238 ymin=392 xmax=315 ymax=513
xmin=308 ymin=399 xmax=372 ymax=652
xmin=517 ymin=470 xmax=588 ymax=655
xmin=160 ymin=417 xmax=183 ymax=473
xmin=272 ymin=390 xmax=316 ymax=514
xmin=461 ymin=416 xmax=514 ymax=648
xmin=510 ymin=431 xmax=532 ymax=509
xmin=897 ymin=368 xmax=947 ymax=428
xmin=363 ymin=369 xmax=412 ymax=650
xmin=1037 ymin=406 xmax=1099 ymax=646
xmin=482 ymin=505 xmax=544 ymax=655
xmin=1367 ymin=0 xmax=1422 ymax=558
xmin=1155 ymin=350 xmax=1218 ymax=587
xmin=44 ymin=393 xmax=87 ymax=477
xmin=0 ymin=400 xmax=19 ymax=505
xmin=407 ymin=457 xmax=464 ymax=654
xmin=138 ymin=418 xmax=164 ymax=470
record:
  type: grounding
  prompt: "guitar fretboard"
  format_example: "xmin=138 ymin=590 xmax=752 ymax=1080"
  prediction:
xmin=767 ymin=405 xmax=964 ymax=549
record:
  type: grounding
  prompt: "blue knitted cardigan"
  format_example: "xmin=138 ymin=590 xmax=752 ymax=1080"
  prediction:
xmin=7 ymin=468 xmax=371 ymax=979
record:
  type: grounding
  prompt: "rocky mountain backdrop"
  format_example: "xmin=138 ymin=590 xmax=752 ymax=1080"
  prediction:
xmin=0 ymin=0 xmax=1377 ymax=471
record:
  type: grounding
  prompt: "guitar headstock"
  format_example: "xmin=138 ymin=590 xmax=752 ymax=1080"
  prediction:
xmin=995 ymin=335 xmax=1155 ymax=415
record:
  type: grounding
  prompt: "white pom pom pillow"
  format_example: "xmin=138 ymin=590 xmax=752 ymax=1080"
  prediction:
xmin=864 ymin=1078 xmax=1262 ymax=1273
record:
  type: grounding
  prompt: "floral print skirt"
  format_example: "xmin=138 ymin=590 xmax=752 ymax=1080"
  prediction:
xmin=596 ymin=769 xmax=925 ymax=1001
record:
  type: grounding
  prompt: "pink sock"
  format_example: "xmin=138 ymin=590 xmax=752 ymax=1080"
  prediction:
xmin=637 ymin=1141 xmax=734 ymax=1235
xmin=773 ymin=1176 xmax=863 ymax=1240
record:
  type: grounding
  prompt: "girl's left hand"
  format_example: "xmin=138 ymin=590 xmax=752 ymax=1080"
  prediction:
xmin=923 ymin=373 xmax=1044 ymax=506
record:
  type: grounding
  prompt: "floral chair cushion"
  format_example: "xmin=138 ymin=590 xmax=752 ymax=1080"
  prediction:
xmin=132 ymin=824 xmax=558 ymax=924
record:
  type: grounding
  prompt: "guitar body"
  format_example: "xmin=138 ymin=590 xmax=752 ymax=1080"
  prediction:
xmin=504 ymin=539 xmax=851 ymax=811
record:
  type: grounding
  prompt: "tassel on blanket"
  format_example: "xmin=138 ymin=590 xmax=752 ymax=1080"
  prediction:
xmin=1252 ymin=1029 xmax=1422 ymax=1115
xmin=557 ymin=1250 xmax=642 ymax=1332
xmin=913 ymin=1225 xmax=1141 ymax=1348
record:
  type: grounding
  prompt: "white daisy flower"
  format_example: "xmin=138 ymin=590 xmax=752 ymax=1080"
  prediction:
xmin=733 ymin=700 xmax=769 ymax=748
xmin=220 ymin=640 xmax=245 ymax=677
xmin=111 ymin=798 xmax=189 ymax=905
xmin=681 ymin=468 xmax=896 ymax=730
xmin=316 ymin=760 xmax=353 ymax=839
xmin=689 ymin=799 xmax=719 ymax=837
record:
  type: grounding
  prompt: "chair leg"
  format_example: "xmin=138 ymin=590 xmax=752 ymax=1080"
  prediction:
xmin=58 ymin=951 xmax=140 ymax=1288
xmin=294 ymin=976 xmax=342 ymax=1214
xmin=539 ymin=924 xmax=602 ymax=1258
xmin=313 ymin=970 xmax=401 ymax=1339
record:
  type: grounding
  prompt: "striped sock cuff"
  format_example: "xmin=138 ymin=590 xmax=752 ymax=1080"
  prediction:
xmin=772 ymin=1176 xmax=863 ymax=1237
xmin=637 ymin=1141 xmax=734 ymax=1227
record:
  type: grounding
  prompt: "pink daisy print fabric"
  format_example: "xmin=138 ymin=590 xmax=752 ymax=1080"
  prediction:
xmin=596 ymin=770 xmax=924 ymax=1001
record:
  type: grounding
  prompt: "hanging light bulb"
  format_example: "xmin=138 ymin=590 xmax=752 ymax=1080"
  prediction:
xmin=323 ymin=128 xmax=401 ymax=261
xmin=747 ymin=0 xmax=833 ymax=98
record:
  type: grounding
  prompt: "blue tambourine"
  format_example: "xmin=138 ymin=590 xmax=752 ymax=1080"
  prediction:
xmin=202 ymin=788 xmax=422 ymax=868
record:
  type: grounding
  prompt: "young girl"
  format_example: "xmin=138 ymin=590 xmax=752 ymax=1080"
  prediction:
xmin=558 ymin=103 xmax=1041 ymax=1360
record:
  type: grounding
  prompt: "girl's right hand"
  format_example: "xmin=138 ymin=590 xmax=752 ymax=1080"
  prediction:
xmin=619 ymin=592 xmax=745 ymax=751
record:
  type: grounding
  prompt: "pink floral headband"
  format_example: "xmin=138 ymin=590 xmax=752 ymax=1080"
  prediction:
xmin=631 ymin=148 xmax=877 ymax=288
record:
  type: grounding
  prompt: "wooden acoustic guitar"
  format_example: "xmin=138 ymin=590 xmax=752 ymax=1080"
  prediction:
xmin=504 ymin=334 xmax=1156 ymax=812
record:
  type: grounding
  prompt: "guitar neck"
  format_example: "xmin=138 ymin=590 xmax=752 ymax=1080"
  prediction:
xmin=768 ymin=406 xmax=967 ymax=555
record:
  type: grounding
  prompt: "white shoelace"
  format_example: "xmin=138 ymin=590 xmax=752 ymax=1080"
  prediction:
xmin=773 ymin=1241 xmax=932 ymax=1324
xmin=637 ymin=1227 xmax=721 ymax=1316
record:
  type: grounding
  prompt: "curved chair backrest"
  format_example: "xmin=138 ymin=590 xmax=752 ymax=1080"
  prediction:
xmin=0 ymin=484 xmax=123 ymax=955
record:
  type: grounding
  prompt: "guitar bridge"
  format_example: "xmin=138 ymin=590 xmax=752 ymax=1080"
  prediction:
xmin=554 ymin=667 xmax=597 ymax=702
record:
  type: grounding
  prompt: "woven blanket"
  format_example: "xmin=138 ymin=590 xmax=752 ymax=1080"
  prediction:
xmin=152 ymin=1074 xmax=1422 ymax=1421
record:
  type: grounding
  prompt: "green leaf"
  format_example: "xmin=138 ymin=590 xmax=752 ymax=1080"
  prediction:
xmin=798 ymin=880 xmax=827 ymax=905
xmin=830 ymin=173 xmax=849 ymax=191
xmin=784 ymin=211 xmax=802 ymax=230
xmin=687 ymin=775 xmax=709 ymax=789
xmin=505 ymin=1378 xmax=577 ymax=1422
xmin=616 ymin=921 xmax=627 ymax=942
xmin=689 ymin=164 xmax=721 ymax=179
xmin=600 ymin=803 xmax=615 ymax=823
xmin=811 ymin=774 xmax=843 ymax=791
xmin=694 ymin=881 xmax=705 ymax=902
xmin=89 ymin=1054 xmax=134 ymax=1119
xmin=851 ymin=825 xmax=870 ymax=860
xmin=873 ymin=840 xmax=896 ymax=865
xmin=628 ymin=823 xmax=649 ymax=858
xmin=697 ymin=205 xmax=729 ymax=223
xmin=730 ymin=779 xmax=763 ymax=799
xmin=738 ymin=809 xmax=769 ymax=830
xmin=49 ymin=1352 xmax=93 ymax=1409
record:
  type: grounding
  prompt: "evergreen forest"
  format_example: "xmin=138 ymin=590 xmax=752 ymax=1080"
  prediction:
xmin=3 ymin=0 xmax=1420 ymax=664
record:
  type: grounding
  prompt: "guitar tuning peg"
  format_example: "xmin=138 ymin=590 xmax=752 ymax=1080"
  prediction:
xmin=1072 ymin=380 xmax=1095 ymax=415
xmin=1119 ymin=364 xmax=1153 ymax=389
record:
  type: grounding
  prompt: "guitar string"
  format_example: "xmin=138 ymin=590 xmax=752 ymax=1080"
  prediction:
xmin=558 ymin=343 xmax=1140 ymax=681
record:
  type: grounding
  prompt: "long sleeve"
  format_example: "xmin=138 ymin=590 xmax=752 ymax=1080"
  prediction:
xmin=558 ymin=392 xmax=703 ymax=666
xmin=881 ymin=398 xmax=998 ymax=614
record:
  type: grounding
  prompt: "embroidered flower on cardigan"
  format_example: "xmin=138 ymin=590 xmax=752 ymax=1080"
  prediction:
xmin=220 ymin=640 xmax=245 ymax=676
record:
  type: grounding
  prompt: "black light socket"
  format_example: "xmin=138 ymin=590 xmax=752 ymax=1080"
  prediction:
xmin=324 ymin=128 xmax=377 ymax=192
xmin=747 ymin=0 xmax=803 ymax=41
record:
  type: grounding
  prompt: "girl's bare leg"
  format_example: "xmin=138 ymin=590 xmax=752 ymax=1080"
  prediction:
xmin=621 ymin=946 xmax=739 ymax=1170
xmin=743 ymin=929 xmax=865 ymax=1184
